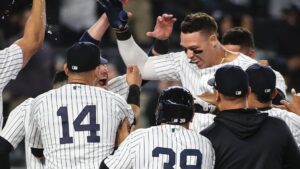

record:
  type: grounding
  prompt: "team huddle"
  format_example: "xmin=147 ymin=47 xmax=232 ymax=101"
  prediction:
xmin=0 ymin=0 xmax=300 ymax=169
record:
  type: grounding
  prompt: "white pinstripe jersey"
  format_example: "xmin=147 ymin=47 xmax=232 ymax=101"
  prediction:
xmin=190 ymin=113 xmax=215 ymax=133
xmin=103 ymin=125 xmax=215 ymax=169
xmin=151 ymin=51 xmax=286 ymax=96
xmin=0 ymin=44 xmax=23 ymax=130
xmin=107 ymin=75 xmax=129 ymax=99
xmin=29 ymin=84 xmax=134 ymax=169
xmin=262 ymin=108 xmax=300 ymax=148
xmin=0 ymin=98 xmax=45 ymax=169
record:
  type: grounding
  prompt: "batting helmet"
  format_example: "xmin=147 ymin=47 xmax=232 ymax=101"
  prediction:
xmin=156 ymin=86 xmax=194 ymax=125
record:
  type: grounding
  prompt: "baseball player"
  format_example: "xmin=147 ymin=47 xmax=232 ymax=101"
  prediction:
xmin=100 ymin=86 xmax=215 ymax=169
xmin=221 ymin=27 xmax=286 ymax=104
xmin=27 ymin=42 xmax=137 ymax=169
xmin=201 ymin=65 xmax=300 ymax=169
xmin=0 ymin=0 xmax=46 ymax=131
xmin=0 ymin=0 xmax=45 ymax=167
xmin=98 ymin=1 xmax=286 ymax=110
xmin=246 ymin=63 xmax=300 ymax=147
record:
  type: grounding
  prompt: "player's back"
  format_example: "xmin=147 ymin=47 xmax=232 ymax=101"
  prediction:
xmin=31 ymin=84 xmax=133 ymax=169
xmin=112 ymin=124 xmax=215 ymax=169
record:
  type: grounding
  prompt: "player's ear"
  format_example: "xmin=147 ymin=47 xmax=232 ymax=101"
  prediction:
xmin=215 ymin=90 xmax=220 ymax=102
xmin=209 ymin=34 xmax=218 ymax=47
xmin=248 ymin=49 xmax=256 ymax=58
xmin=63 ymin=64 xmax=69 ymax=76
xmin=271 ymin=89 xmax=278 ymax=99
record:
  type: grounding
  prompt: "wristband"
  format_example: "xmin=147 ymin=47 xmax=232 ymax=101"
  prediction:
xmin=116 ymin=28 xmax=131 ymax=40
xmin=127 ymin=85 xmax=141 ymax=106
xmin=153 ymin=39 xmax=169 ymax=54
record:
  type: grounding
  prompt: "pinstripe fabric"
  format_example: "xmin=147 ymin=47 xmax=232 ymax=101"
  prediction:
xmin=190 ymin=113 xmax=215 ymax=133
xmin=104 ymin=125 xmax=215 ymax=169
xmin=262 ymin=108 xmax=300 ymax=148
xmin=151 ymin=51 xmax=286 ymax=97
xmin=28 ymin=84 xmax=134 ymax=169
xmin=107 ymin=75 xmax=129 ymax=100
xmin=0 ymin=44 xmax=23 ymax=131
xmin=0 ymin=98 xmax=45 ymax=169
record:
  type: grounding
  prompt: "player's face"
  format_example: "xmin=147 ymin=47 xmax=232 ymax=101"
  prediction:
xmin=180 ymin=31 xmax=216 ymax=69
xmin=96 ymin=64 xmax=109 ymax=87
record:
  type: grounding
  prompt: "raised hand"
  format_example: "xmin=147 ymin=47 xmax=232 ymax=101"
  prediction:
xmin=126 ymin=65 xmax=142 ymax=87
xmin=281 ymin=88 xmax=300 ymax=115
xmin=97 ymin=0 xmax=128 ymax=30
xmin=146 ymin=14 xmax=177 ymax=40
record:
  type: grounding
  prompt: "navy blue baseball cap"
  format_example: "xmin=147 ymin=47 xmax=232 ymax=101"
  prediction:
xmin=208 ymin=65 xmax=249 ymax=97
xmin=246 ymin=63 xmax=276 ymax=96
xmin=66 ymin=42 xmax=102 ymax=72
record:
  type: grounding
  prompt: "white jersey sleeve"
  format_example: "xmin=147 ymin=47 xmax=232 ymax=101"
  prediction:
xmin=114 ymin=93 xmax=135 ymax=125
xmin=117 ymin=36 xmax=184 ymax=81
xmin=107 ymin=75 xmax=129 ymax=100
xmin=0 ymin=44 xmax=23 ymax=131
xmin=0 ymin=98 xmax=33 ymax=148
xmin=263 ymin=108 xmax=300 ymax=147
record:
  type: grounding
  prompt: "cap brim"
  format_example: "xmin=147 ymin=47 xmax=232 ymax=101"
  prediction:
xmin=100 ymin=57 xmax=108 ymax=64
xmin=207 ymin=78 xmax=215 ymax=86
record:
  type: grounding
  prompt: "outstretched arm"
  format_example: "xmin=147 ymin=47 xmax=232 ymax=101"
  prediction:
xmin=15 ymin=0 xmax=46 ymax=67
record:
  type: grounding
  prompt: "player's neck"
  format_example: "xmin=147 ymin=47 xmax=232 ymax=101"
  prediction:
xmin=249 ymin=99 xmax=272 ymax=110
xmin=214 ymin=47 xmax=238 ymax=66
xmin=68 ymin=77 xmax=93 ymax=86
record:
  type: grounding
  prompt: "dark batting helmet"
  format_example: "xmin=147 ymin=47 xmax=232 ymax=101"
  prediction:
xmin=156 ymin=86 xmax=194 ymax=125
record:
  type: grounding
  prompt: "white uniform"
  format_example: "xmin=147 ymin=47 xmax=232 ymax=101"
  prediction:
xmin=0 ymin=44 xmax=23 ymax=130
xmin=263 ymin=108 xmax=300 ymax=148
xmin=103 ymin=125 xmax=215 ymax=169
xmin=117 ymin=37 xmax=287 ymax=97
xmin=107 ymin=75 xmax=129 ymax=99
xmin=28 ymin=84 xmax=134 ymax=169
xmin=0 ymin=76 xmax=130 ymax=169
xmin=0 ymin=98 xmax=44 ymax=169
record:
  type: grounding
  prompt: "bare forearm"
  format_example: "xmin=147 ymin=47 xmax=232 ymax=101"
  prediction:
xmin=16 ymin=0 xmax=46 ymax=66
xmin=87 ymin=14 xmax=110 ymax=41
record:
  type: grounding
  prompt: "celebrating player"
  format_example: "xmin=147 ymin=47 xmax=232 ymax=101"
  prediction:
xmin=27 ymin=42 xmax=136 ymax=169
xmin=97 ymin=0 xmax=286 ymax=112
xmin=100 ymin=86 xmax=215 ymax=169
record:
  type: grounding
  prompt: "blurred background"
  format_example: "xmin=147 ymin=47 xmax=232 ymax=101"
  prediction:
xmin=1 ymin=0 xmax=300 ymax=168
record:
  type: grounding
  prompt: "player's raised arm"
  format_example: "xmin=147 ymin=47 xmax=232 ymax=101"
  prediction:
xmin=125 ymin=65 xmax=141 ymax=122
xmin=98 ymin=0 xmax=176 ymax=80
xmin=15 ymin=0 xmax=46 ymax=67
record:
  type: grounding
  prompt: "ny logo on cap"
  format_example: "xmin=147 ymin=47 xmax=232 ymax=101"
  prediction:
xmin=72 ymin=66 xmax=78 ymax=70
xmin=264 ymin=89 xmax=271 ymax=93
xmin=235 ymin=91 xmax=242 ymax=95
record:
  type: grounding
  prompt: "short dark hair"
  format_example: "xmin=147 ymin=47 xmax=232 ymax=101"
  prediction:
xmin=222 ymin=27 xmax=255 ymax=50
xmin=181 ymin=12 xmax=218 ymax=36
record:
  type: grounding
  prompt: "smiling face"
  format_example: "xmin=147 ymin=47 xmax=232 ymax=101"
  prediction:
xmin=95 ymin=64 xmax=109 ymax=87
xmin=180 ymin=31 xmax=217 ymax=69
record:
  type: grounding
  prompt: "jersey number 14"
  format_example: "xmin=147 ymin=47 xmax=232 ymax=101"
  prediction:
xmin=57 ymin=105 xmax=100 ymax=144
